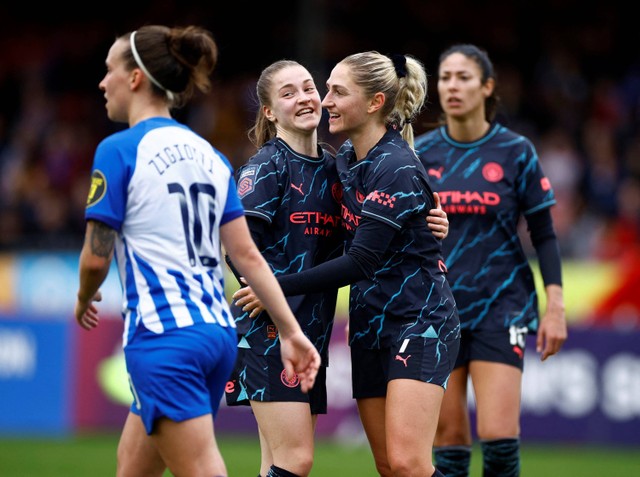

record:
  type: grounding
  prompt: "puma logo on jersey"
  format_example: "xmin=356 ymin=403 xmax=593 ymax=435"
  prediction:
xmin=395 ymin=354 xmax=412 ymax=367
xmin=291 ymin=182 xmax=304 ymax=195
xmin=428 ymin=167 xmax=444 ymax=180
xmin=438 ymin=259 xmax=448 ymax=273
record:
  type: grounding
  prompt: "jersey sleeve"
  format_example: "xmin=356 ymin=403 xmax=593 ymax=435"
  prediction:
xmin=221 ymin=171 xmax=245 ymax=225
xmin=518 ymin=139 xmax=557 ymax=216
xmin=85 ymin=138 xmax=130 ymax=231
xmin=361 ymin=150 xmax=431 ymax=229
xmin=235 ymin=148 xmax=284 ymax=223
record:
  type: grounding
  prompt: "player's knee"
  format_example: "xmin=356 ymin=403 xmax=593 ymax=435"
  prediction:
xmin=274 ymin=452 xmax=313 ymax=477
xmin=388 ymin=452 xmax=432 ymax=477
xmin=371 ymin=456 xmax=392 ymax=477
xmin=295 ymin=455 xmax=314 ymax=476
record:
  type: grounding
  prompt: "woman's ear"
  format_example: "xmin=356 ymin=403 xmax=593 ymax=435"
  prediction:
xmin=263 ymin=105 xmax=276 ymax=122
xmin=130 ymin=69 xmax=143 ymax=91
xmin=368 ymin=92 xmax=385 ymax=114
xmin=482 ymin=77 xmax=495 ymax=99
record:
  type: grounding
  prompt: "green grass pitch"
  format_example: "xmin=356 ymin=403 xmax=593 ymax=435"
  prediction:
xmin=0 ymin=432 xmax=638 ymax=476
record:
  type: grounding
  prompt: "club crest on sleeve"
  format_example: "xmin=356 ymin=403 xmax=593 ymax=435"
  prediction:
xmin=237 ymin=165 xmax=257 ymax=198
xmin=86 ymin=170 xmax=107 ymax=207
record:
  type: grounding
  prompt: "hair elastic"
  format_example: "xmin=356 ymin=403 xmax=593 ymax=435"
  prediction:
xmin=388 ymin=53 xmax=407 ymax=78
xmin=130 ymin=31 xmax=175 ymax=101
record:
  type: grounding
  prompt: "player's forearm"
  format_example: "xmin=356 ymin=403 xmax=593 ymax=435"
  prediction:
xmin=235 ymin=250 xmax=302 ymax=338
xmin=222 ymin=217 xmax=303 ymax=338
xmin=544 ymin=284 xmax=565 ymax=316
xmin=76 ymin=220 xmax=114 ymax=303
xmin=77 ymin=248 xmax=111 ymax=303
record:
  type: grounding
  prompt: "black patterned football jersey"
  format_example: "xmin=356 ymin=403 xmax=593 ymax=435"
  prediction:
xmin=415 ymin=123 xmax=556 ymax=332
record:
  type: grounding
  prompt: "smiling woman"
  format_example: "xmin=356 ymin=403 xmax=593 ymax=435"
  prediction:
xmin=232 ymin=51 xmax=458 ymax=477
xmin=0 ymin=0 xmax=634 ymax=261
xmin=222 ymin=59 xmax=345 ymax=477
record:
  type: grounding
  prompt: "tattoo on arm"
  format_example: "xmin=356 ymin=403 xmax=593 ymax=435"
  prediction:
xmin=89 ymin=222 xmax=116 ymax=258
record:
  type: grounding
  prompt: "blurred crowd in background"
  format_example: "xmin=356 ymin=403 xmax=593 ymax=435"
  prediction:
xmin=0 ymin=0 xmax=638 ymax=262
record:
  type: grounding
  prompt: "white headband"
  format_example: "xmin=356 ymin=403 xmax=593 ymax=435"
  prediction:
xmin=130 ymin=31 xmax=175 ymax=101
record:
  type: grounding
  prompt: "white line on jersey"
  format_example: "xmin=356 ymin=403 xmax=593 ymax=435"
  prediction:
xmin=399 ymin=338 xmax=410 ymax=354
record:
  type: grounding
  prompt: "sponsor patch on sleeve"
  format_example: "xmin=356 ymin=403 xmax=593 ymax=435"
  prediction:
xmin=86 ymin=170 xmax=107 ymax=207
xmin=237 ymin=165 xmax=257 ymax=198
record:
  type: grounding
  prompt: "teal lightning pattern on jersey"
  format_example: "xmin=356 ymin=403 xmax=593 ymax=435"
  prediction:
xmin=232 ymin=138 xmax=343 ymax=362
xmin=336 ymin=128 xmax=459 ymax=350
xmin=415 ymin=123 xmax=556 ymax=332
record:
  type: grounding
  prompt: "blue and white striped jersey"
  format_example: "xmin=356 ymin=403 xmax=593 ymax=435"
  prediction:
xmin=85 ymin=117 xmax=243 ymax=346
xmin=415 ymin=123 xmax=556 ymax=332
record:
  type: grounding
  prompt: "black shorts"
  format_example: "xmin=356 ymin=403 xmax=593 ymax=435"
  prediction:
xmin=224 ymin=347 xmax=328 ymax=414
xmin=351 ymin=336 xmax=459 ymax=399
xmin=454 ymin=326 xmax=529 ymax=371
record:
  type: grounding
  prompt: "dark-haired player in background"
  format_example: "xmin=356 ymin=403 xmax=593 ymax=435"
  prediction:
xmin=414 ymin=43 xmax=568 ymax=477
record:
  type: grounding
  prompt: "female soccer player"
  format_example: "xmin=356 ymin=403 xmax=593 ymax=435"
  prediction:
xmin=235 ymin=51 xmax=459 ymax=477
xmin=414 ymin=43 xmax=567 ymax=477
xmin=74 ymin=25 xmax=320 ymax=477
xmin=224 ymin=60 xmax=344 ymax=477
xmin=225 ymin=59 xmax=449 ymax=477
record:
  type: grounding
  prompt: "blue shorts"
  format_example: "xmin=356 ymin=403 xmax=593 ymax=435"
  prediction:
xmin=351 ymin=336 xmax=459 ymax=399
xmin=125 ymin=323 xmax=237 ymax=435
xmin=454 ymin=326 xmax=529 ymax=370
xmin=224 ymin=347 xmax=328 ymax=414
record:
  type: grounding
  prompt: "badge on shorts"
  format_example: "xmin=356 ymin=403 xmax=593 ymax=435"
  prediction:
xmin=237 ymin=165 xmax=257 ymax=198
xmin=86 ymin=170 xmax=107 ymax=207
xmin=280 ymin=369 xmax=300 ymax=388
